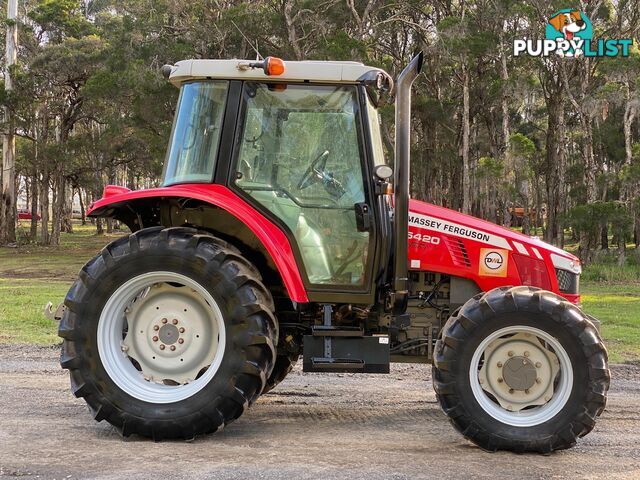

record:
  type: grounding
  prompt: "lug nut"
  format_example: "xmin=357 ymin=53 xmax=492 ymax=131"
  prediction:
xmin=497 ymin=377 xmax=504 ymax=383
xmin=179 ymin=327 xmax=185 ymax=333
xmin=536 ymin=378 xmax=541 ymax=384
xmin=524 ymin=389 xmax=530 ymax=394
xmin=535 ymin=362 xmax=542 ymax=368
xmin=497 ymin=361 xmax=503 ymax=368
xmin=178 ymin=338 xmax=184 ymax=344
xmin=162 ymin=318 xmax=168 ymax=324
xmin=153 ymin=325 xmax=159 ymax=331
xmin=524 ymin=351 xmax=530 ymax=357
xmin=152 ymin=336 xmax=158 ymax=342
xmin=121 ymin=345 xmax=129 ymax=352
xmin=509 ymin=388 xmax=515 ymax=394
xmin=172 ymin=319 xmax=178 ymax=325
xmin=170 ymin=345 xmax=176 ymax=351
xmin=508 ymin=351 xmax=514 ymax=357
xmin=159 ymin=344 xmax=165 ymax=350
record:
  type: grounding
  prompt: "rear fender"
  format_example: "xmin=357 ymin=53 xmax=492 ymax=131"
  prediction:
xmin=88 ymin=184 xmax=308 ymax=303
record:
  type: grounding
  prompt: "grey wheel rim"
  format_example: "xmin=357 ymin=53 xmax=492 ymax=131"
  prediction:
xmin=97 ymin=271 xmax=226 ymax=404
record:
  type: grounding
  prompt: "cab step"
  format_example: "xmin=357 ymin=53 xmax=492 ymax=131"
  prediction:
xmin=302 ymin=335 xmax=390 ymax=374
xmin=310 ymin=358 xmax=365 ymax=370
xmin=311 ymin=325 xmax=364 ymax=337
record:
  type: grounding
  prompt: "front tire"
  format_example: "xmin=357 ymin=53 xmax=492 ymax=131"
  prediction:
xmin=59 ymin=227 xmax=277 ymax=440
xmin=433 ymin=286 xmax=610 ymax=453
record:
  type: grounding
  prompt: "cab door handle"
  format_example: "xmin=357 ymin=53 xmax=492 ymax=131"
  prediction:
xmin=354 ymin=202 xmax=372 ymax=232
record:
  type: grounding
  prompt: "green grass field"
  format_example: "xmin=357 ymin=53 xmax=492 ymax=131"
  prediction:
xmin=1 ymin=224 xmax=639 ymax=362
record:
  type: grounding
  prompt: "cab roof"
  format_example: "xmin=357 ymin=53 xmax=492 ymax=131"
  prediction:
xmin=167 ymin=59 xmax=390 ymax=87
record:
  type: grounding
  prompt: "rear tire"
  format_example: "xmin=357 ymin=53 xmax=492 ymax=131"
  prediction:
xmin=59 ymin=227 xmax=277 ymax=440
xmin=433 ymin=286 xmax=610 ymax=453
xmin=262 ymin=352 xmax=299 ymax=394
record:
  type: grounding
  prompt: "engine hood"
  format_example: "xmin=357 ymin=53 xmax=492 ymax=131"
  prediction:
xmin=408 ymin=199 xmax=580 ymax=269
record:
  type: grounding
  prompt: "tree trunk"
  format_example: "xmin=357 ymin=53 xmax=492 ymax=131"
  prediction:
xmin=579 ymin=113 xmax=596 ymax=263
xmin=0 ymin=0 xmax=18 ymax=246
xmin=39 ymin=173 xmax=50 ymax=245
xmin=50 ymin=172 xmax=65 ymax=246
xmin=78 ymin=188 xmax=86 ymax=225
xmin=61 ymin=183 xmax=73 ymax=233
xmin=601 ymin=224 xmax=609 ymax=250
xmin=461 ymin=64 xmax=471 ymax=214
xmin=283 ymin=0 xmax=303 ymax=60
xmin=25 ymin=178 xmax=30 ymax=216
xmin=29 ymin=170 xmax=38 ymax=239
xmin=93 ymin=186 xmax=104 ymax=234
xmin=543 ymin=96 xmax=566 ymax=245
xmin=623 ymin=90 xmax=636 ymax=257
xmin=500 ymin=35 xmax=512 ymax=228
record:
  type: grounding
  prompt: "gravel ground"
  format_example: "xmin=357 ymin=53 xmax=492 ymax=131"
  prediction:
xmin=0 ymin=345 xmax=639 ymax=480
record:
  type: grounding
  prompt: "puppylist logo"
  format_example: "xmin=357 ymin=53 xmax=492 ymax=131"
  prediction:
xmin=514 ymin=9 xmax=632 ymax=58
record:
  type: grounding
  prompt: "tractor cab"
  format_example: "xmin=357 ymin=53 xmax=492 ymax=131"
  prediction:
xmin=160 ymin=57 xmax=400 ymax=304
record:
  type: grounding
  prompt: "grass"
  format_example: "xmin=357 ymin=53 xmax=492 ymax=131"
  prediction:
xmin=0 ymin=279 xmax=70 ymax=344
xmin=0 ymin=223 xmax=122 ymax=345
xmin=581 ymin=283 xmax=640 ymax=363
xmin=0 ymin=223 xmax=639 ymax=362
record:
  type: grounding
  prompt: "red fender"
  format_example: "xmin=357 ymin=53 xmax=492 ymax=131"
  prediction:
xmin=88 ymin=184 xmax=309 ymax=303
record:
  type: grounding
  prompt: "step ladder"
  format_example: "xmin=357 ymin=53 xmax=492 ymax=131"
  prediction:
xmin=302 ymin=305 xmax=390 ymax=374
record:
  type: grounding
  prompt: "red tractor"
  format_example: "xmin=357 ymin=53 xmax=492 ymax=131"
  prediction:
xmin=58 ymin=54 xmax=609 ymax=452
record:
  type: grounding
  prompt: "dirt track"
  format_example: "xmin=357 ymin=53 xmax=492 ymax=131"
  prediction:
xmin=1 ymin=345 xmax=639 ymax=480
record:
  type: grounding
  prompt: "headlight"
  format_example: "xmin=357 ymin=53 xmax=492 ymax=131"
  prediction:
xmin=551 ymin=253 xmax=582 ymax=274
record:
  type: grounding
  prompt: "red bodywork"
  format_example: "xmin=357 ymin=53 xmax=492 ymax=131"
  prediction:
xmin=88 ymin=184 xmax=308 ymax=303
xmin=89 ymin=185 xmax=581 ymax=305
xmin=407 ymin=199 xmax=580 ymax=304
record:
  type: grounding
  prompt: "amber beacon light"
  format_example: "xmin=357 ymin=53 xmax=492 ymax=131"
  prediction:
xmin=263 ymin=56 xmax=286 ymax=76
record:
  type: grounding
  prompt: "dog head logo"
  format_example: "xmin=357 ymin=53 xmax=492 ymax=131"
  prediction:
xmin=548 ymin=10 xmax=587 ymax=41
xmin=546 ymin=10 xmax=592 ymax=43
xmin=545 ymin=9 xmax=593 ymax=57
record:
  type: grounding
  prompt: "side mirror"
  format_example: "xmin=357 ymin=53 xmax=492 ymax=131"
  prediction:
xmin=374 ymin=165 xmax=393 ymax=181
xmin=161 ymin=64 xmax=174 ymax=79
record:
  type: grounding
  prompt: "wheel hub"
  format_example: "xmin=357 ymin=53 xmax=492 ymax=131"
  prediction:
xmin=478 ymin=332 xmax=560 ymax=412
xmin=502 ymin=356 xmax=537 ymax=391
xmin=120 ymin=283 xmax=220 ymax=385
xmin=159 ymin=323 xmax=179 ymax=345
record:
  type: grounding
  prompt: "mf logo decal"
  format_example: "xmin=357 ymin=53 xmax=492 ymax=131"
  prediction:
xmin=479 ymin=248 xmax=509 ymax=277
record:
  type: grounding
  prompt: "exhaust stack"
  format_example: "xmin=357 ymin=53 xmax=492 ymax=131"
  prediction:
xmin=392 ymin=52 xmax=423 ymax=313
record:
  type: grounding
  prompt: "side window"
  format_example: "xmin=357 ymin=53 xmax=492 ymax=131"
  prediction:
xmin=235 ymin=83 xmax=370 ymax=287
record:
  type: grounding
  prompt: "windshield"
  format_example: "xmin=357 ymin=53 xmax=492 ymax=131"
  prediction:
xmin=162 ymin=81 xmax=228 ymax=185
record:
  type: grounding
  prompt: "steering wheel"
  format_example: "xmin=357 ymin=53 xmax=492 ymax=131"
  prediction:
xmin=298 ymin=150 xmax=330 ymax=190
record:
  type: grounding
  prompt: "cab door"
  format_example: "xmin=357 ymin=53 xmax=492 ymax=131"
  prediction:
xmin=231 ymin=82 xmax=377 ymax=300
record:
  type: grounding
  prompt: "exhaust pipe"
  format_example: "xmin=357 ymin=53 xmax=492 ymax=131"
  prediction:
xmin=392 ymin=52 xmax=423 ymax=313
